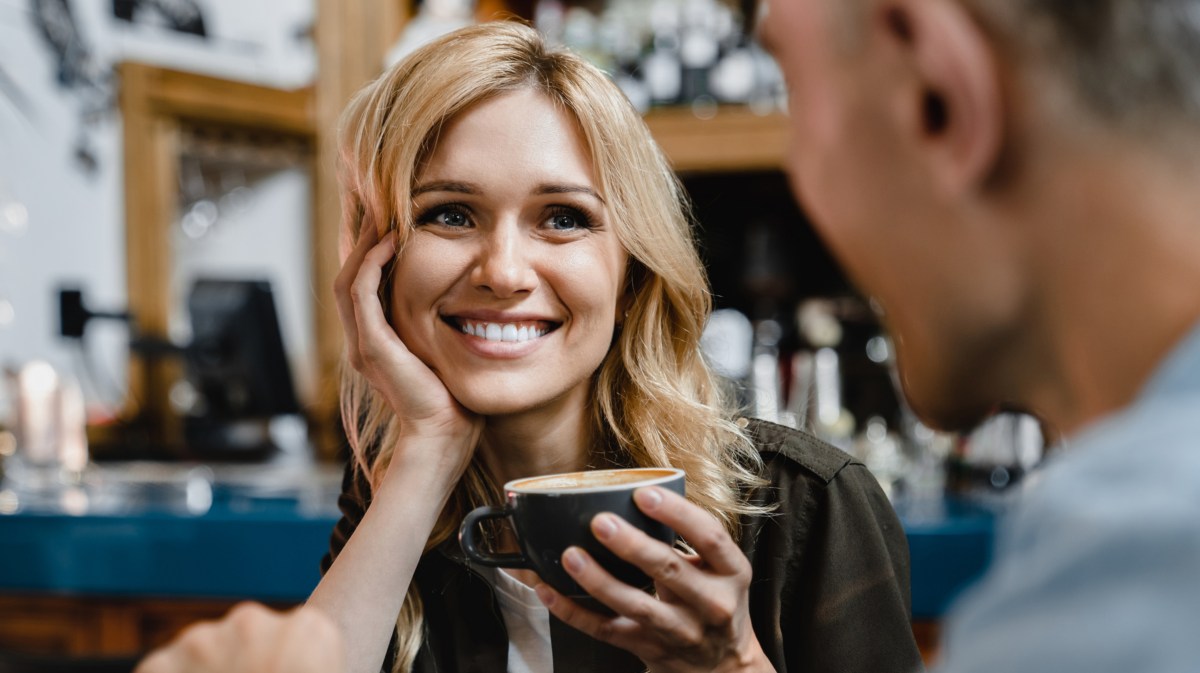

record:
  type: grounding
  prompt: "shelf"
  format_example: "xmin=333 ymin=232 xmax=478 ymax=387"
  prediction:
xmin=643 ymin=106 xmax=789 ymax=174
xmin=119 ymin=62 xmax=315 ymax=136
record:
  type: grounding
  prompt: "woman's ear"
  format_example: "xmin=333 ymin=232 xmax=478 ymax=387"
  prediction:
xmin=614 ymin=260 xmax=638 ymax=328
xmin=879 ymin=0 xmax=1004 ymax=196
xmin=615 ymin=293 xmax=632 ymax=329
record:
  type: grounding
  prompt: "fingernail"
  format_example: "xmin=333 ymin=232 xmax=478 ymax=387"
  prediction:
xmin=535 ymin=584 xmax=556 ymax=607
xmin=593 ymin=514 xmax=618 ymax=539
xmin=563 ymin=547 xmax=586 ymax=573
xmin=635 ymin=487 xmax=663 ymax=509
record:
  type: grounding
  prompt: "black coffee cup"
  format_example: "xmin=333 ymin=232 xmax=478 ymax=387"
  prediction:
xmin=459 ymin=467 xmax=685 ymax=603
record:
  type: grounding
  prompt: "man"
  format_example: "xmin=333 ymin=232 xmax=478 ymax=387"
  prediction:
xmin=141 ymin=0 xmax=1200 ymax=670
xmin=757 ymin=0 xmax=1200 ymax=670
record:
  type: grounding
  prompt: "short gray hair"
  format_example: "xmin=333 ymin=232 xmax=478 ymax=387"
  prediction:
xmin=969 ymin=0 xmax=1200 ymax=134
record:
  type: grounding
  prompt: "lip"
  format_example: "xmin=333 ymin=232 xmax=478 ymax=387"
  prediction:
xmin=443 ymin=309 xmax=561 ymax=324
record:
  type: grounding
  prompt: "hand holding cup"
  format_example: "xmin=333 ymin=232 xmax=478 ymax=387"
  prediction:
xmin=459 ymin=467 xmax=685 ymax=606
xmin=536 ymin=485 xmax=776 ymax=673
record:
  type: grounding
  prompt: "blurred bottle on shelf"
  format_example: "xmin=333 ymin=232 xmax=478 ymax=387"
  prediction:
xmin=534 ymin=0 xmax=785 ymax=114
xmin=750 ymin=318 xmax=784 ymax=424
xmin=947 ymin=412 xmax=1044 ymax=499
xmin=787 ymin=299 xmax=855 ymax=447
xmin=385 ymin=0 xmax=477 ymax=67
xmin=703 ymin=291 xmax=1046 ymax=502
xmin=3 ymin=361 xmax=89 ymax=494
xmin=700 ymin=308 xmax=755 ymax=408
xmin=853 ymin=415 xmax=908 ymax=499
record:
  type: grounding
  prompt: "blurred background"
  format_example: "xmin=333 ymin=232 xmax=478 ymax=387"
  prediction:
xmin=0 ymin=0 xmax=1041 ymax=668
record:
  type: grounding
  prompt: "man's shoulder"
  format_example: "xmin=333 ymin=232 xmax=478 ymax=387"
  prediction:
xmin=1039 ymin=391 xmax=1200 ymax=504
xmin=937 ymin=398 xmax=1200 ymax=672
xmin=741 ymin=417 xmax=859 ymax=485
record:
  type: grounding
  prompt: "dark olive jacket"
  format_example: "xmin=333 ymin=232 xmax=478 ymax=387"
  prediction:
xmin=322 ymin=419 xmax=922 ymax=673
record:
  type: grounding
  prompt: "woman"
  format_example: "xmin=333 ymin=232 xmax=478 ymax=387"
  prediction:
xmin=312 ymin=21 xmax=920 ymax=673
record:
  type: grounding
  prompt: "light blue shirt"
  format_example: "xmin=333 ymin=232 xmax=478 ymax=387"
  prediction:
xmin=934 ymin=321 xmax=1200 ymax=673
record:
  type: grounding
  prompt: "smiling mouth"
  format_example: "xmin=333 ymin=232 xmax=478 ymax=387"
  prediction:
xmin=443 ymin=317 xmax=560 ymax=343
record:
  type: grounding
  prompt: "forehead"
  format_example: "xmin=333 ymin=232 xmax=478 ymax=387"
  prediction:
xmin=418 ymin=89 xmax=597 ymax=187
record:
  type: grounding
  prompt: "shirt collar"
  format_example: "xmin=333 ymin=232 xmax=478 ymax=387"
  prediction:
xmin=1136 ymin=318 xmax=1200 ymax=403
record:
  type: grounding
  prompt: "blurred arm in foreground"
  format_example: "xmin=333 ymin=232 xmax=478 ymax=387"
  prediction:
xmin=134 ymin=603 xmax=344 ymax=673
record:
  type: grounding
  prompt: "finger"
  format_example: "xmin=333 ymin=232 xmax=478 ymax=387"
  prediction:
xmin=335 ymin=215 xmax=382 ymax=293
xmin=168 ymin=621 xmax=226 ymax=671
xmin=133 ymin=649 xmax=176 ymax=673
xmin=559 ymin=546 xmax=703 ymax=643
xmin=349 ymin=233 xmax=402 ymax=356
xmin=652 ymin=554 xmax=704 ymax=603
xmin=590 ymin=513 xmax=738 ymax=624
xmin=333 ymin=223 xmax=382 ymax=362
xmin=535 ymin=583 xmax=668 ymax=658
xmin=634 ymin=486 xmax=750 ymax=578
xmin=224 ymin=600 xmax=273 ymax=626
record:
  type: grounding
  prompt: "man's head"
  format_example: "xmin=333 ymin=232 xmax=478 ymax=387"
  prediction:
xmin=759 ymin=0 xmax=1200 ymax=432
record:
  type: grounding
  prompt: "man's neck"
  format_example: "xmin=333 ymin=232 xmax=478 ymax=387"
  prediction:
xmin=1013 ymin=133 xmax=1200 ymax=435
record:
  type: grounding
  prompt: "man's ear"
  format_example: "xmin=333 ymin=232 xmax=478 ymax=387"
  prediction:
xmin=878 ymin=0 xmax=1003 ymax=195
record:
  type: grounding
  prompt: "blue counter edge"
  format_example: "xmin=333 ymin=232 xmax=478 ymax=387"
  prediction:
xmin=0 ymin=499 xmax=996 ymax=619
xmin=0 ymin=509 xmax=337 ymax=603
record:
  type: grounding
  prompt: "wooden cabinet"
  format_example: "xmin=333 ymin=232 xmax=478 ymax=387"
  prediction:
xmin=644 ymin=107 xmax=789 ymax=174
xmin=0 ymin=593 xmax=940 ymax=665
xmin=0 ymin=594 xmax=293 ymax=657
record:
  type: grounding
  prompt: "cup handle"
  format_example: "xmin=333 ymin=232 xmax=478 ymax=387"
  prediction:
xmin=458 ymin=505 xmax=532 ymax=569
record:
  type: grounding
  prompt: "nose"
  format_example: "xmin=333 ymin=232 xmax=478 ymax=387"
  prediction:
xmin=470 ymin=222 xmax=538 ymax=298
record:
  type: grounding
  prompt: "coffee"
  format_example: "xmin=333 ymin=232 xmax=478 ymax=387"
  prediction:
xmin=460 ymin=466 xmax=686 ymax=606
xmin=511 ymin=468 xmax=679 ymax=491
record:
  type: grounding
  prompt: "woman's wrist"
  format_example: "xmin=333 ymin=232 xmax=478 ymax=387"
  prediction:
xmin=376 ymin=433 xmax=474 ymax=504
xmin=729 ymin=638 xmax=775 ymax=673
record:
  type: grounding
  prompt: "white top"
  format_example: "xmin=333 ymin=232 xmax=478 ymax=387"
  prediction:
xmin=489 ymin=568 xmax=554 ymax=673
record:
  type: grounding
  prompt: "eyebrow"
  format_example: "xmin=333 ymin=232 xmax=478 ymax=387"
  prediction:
xmin=412 ymin=180 xmax=605 ymax=205
xmin=534 ymin=183 xmax=605 ymax=205
xmin=411 ymin=181 xmax=480 ymax=197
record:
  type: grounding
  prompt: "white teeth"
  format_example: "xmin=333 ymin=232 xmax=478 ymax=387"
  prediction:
xmin=459 ymin=320 xmax=548 ymax=343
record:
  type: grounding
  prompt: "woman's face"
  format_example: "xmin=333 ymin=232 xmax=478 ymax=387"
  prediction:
xmin=390 ymin=89 xmax=629 ymax=418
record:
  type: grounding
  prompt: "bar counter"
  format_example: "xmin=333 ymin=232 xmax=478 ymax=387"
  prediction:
xmin=0 ymin=459 xmax=996 ymax=655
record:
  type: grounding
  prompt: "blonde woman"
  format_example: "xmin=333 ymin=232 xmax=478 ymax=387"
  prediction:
xmin=311 ymin=21 xmax=920 ymax=673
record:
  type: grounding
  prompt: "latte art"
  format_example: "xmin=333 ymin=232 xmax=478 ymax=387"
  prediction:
xmin=512 ymin=468 xmax=679 ymax=492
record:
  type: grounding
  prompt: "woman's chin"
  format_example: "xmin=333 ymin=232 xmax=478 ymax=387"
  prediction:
xmin=447 ymin=379 xmax=584 ymax=420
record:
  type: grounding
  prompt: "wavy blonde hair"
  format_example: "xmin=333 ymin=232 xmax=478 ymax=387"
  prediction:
xmin=336 ymin=21 xmax=768 ymax=672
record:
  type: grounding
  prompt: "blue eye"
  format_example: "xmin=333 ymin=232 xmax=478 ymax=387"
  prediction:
xmin=418 ymin=205 xmax=471 ymax=228
xmin=550 ymin=213 xmax=578 ymax=230
xmin=438 ymin=210 xmax=468 ymax=227
xmin=546 ymin=207 xmax=593 ymax=231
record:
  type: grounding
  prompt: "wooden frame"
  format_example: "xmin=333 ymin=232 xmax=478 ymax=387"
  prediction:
xmin=644 ymin=106 xmax=790 ymax=173
xmin=312 ymin=0 xmax=410 ymax=455
xmin=116 ymin=1 xmax=409 ymax=457
xmin=118 ymin=62 xmax=317 ymax=448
